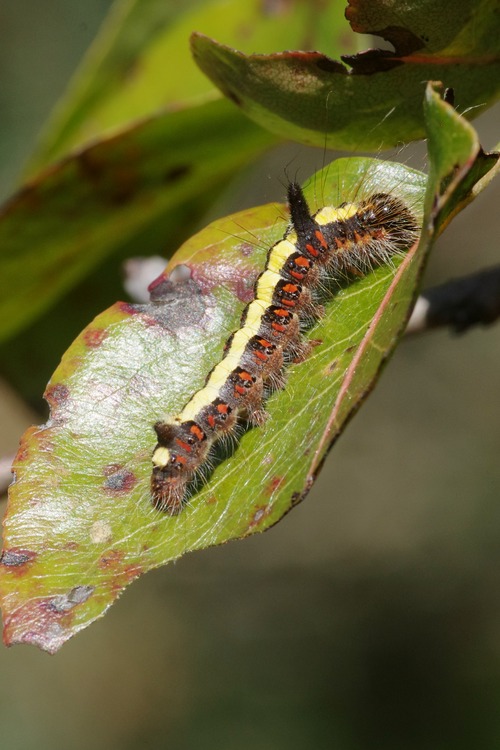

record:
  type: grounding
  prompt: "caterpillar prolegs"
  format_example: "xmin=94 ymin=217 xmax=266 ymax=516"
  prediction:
xmin=151 ymin=183 xmax=419 ymax=514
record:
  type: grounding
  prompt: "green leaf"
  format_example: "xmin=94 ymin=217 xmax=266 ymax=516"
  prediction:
xmin=0 ymin=87 xmax=497 ymax=652
xmin=0 ymin=99 xmax=274 ymax=344
xmin=423 ymin=82 xmax=500 ymax=230
xmin=29 ymin=0 xmax=354 ymax=172
xmin=2 ymin=0 xmax=354 ymax=344
xmin=31 ymin=0 xmax=347 ymax=171
xmin=191 ymin=0 xmax=500 ymax=149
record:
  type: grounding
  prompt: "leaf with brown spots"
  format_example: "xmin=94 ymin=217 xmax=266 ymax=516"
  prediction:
xmin=0 ymin=86 xmax=497 ymax=652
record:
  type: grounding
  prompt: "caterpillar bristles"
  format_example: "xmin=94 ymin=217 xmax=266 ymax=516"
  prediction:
xmin=150 ymin=183 xmax=419 ymax=514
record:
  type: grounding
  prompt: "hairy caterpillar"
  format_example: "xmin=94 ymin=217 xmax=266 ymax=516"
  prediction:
xmin=151 ymin=182 xmax=419 ymax=514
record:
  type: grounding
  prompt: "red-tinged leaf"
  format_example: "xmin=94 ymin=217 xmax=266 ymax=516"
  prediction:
xmin=0 ymin=86 xmax=498 ymax=652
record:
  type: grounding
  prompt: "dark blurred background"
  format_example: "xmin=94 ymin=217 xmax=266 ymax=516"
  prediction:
xmin=1 ymin=2 xmax=500 ymax=749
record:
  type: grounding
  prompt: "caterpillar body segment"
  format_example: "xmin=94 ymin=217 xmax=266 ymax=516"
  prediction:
xmin=151 ymin=184 xmax=419 ymax=514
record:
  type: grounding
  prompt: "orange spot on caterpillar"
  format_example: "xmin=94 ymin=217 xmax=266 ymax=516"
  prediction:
xmin=190 ymin=424 xmax=205 ymax=441
xmin=175 ymin=439 xmax=193 ymax=452
xmin=306 ymin=243 xmax=319 ymax=257
xmin=254 ymin=349 xmax=268 ymax=361
xmin=238 ymin=370 xmax=254 ymax=382
xmin=315 ymin=229 xmax=328 ymax=248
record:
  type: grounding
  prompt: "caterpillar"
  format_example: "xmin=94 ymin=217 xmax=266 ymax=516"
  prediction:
xmin=151 ymin=182 xmax=419 ymax=515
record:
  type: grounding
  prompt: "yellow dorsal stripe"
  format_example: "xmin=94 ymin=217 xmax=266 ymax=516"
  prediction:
xmin=315 ymin=203 xmax=357 ymax=226
xmin=256 ymin=269 xmax=281 ymax=304
xmin=180 ymin=297 xmax=269 ymax=422
xmin=267 ymin=238 xmax=296 ymax=274
xmin=179 ymin=202 xmax=354 ymax=424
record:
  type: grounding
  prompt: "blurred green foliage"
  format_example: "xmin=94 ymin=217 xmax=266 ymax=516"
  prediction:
xmin=0 ymin=0 xmax=499 ymax=748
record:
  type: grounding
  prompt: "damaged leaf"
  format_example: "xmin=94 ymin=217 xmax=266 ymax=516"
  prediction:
xmin=0 ymin=86 xmax=497 ymax=652
xmin=191 ymin=0 xmax=500 ymax=149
